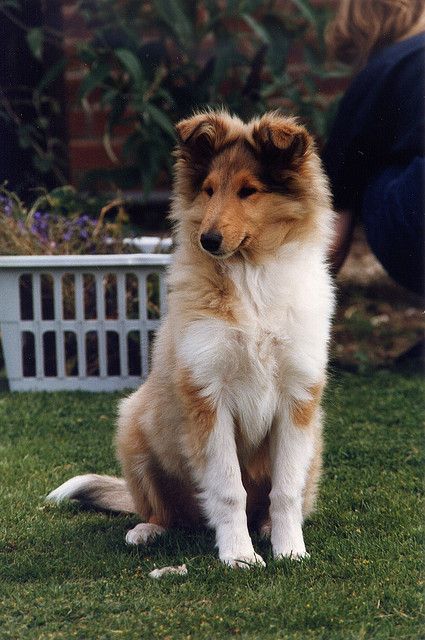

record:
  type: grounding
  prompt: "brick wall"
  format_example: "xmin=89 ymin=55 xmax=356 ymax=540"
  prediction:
xmin=62 ymin=1 xmax=122 ymax=186
xmin=61 ymin=0 xmax=348 ymax=189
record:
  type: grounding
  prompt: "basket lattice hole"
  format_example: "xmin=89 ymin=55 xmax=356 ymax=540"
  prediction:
xmin=21 ymin=331 xmax=35 ymax=377
xmin=86 ymin=331 xmax=99 ymax=376
xmin=104 ymin=273 xmax=118 ymax=320
xmin=126 ymin=273 xmax=139 ymax=319
xmin=41 ymin=274 xmax=54 ymax=320
xmin=43 ymin=331 xmax=57 ymax=376
xmin=19 ymin=274 xmax=33 ymax=320
xmin=83 ymin=274 xmax=97 ymax=320
xmin=127 ymin=330 xmax=141 ymax=376
xmin=62 ymin=274 xmax=76 ymax=320
xmin=106 ymin=331 xmax=120 ymax=375
xmin=64 ymin=331 xmax=78 ymax=376
xmin=147 ymin=273 xmax=160 ymax=319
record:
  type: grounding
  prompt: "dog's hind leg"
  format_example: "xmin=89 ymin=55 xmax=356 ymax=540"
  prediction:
xmin=116 ymin=394 xmax=174 ymax=543
xmin=125 ymin=519 xmax=166 ymax=546
xmin=117 ymin=436 xmax=175 ymax=546
xmin=117 ymin=391 xmax=201 ymax=545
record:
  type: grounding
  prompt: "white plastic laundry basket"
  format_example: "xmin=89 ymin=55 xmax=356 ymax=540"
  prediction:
xmin=0 ymin=254 xmax=171 ymax=391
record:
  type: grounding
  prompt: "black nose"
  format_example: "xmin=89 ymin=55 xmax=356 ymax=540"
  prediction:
xmin=200 ymin=231 xmax=223 ymax=254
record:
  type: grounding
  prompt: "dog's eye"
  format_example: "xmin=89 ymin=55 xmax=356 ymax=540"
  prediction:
xmin=238 ymin=186 xmax=257 ymax=199
xmin=204 ymin=187 xmax=214 ymax=197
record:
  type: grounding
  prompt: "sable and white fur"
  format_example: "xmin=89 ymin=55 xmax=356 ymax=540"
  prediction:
xmin=47 ymin=111 xmax=335 ymax=568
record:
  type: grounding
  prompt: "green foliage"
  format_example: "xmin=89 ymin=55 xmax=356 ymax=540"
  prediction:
xmin=1 ymin=0 xmax=347 ymax=197
xmin=76 ymin=0 xmax=343 ymax=194
xmin=0 ymin=372 xmax=423 ymax=638
xmin=26 ymin=26 xmax=43 ymax=60
xmin=0 ymin=2 xmax=67 ymax=189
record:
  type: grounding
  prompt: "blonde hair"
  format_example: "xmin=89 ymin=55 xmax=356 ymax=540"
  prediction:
xmin=326 ymin=0 xmax=425 ymax=69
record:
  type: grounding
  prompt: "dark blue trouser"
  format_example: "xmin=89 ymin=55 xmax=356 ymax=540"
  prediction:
xmin=362 ymin=158 xmax=424 ymax=295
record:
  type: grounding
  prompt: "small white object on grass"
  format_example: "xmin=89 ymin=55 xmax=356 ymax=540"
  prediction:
xmin=148 ymin=564 xmax=188 ymax=579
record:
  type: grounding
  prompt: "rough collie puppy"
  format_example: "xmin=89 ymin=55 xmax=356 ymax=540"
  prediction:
xmin=48 ymin=111 xmax=335 ymax=568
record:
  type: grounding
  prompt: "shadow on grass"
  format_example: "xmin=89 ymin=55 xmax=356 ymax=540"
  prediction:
xmin=2 ymin=502 xmax=222 ymax=583
xmin=4 ymin=498 xmax=309 ymax=584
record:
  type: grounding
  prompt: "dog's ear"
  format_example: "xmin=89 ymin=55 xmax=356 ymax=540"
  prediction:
xmin=176 ymin=113 xmax=230 ymax=154
xmin=252 ymin=114 xmax=312 ymax=169
xmin=175 ymin=114 xmax=210 ymax=145
xmin=175 ymin=114 xmax=232 ymax=194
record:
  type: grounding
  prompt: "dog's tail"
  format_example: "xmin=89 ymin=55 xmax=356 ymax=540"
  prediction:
xmin=46 ymin=474 xmax=135 ymax=513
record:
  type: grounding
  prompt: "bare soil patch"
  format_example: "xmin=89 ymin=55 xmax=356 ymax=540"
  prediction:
xmin=332 ymin=226 xmax=424 ymax=371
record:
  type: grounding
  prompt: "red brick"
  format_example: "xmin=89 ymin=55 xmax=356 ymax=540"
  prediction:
xmin=65 ymin=73 xmax=102 ymax=106
xmin=69 ymin=139 xmax=124 ymax=173
xmin=68 ymin=109 xmax=88 ymax=139
xmin=317 ymin=76 xmax=350 ymax=94
xmin=68 ymin=106 xmax=137 ymax=139
xmin=63 ymin=53 xmax=90 ymax=74
xmin=62 ymin=5 xmax=91 ymax=39
xmin=63 ymin=37 xmax=82 ymax=60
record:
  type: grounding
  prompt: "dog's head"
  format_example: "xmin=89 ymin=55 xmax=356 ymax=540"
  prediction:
xmin=172 ymin=111 xmax=331 ymax=262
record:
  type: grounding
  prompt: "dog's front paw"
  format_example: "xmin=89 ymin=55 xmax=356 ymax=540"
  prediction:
xmin=220 ymin=550 xmax=266 ymax=569
xmin=272 ymin=525 xmax=310 ymax=561
xmin=273 ymin=539 xmax=310 ymax=561
xmin=125 ymin=523 xmax=165 ymax=546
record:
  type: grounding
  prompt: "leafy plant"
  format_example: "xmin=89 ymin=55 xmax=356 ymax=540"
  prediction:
xmin=0 ymin=0 xmax=346 ymax=197
xmin=75 ymin=0 xmax=344 ymax=194
xmin=0 ymin=0 xmax=67 ymax=189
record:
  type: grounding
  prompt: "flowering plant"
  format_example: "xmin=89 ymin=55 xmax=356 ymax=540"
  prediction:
xmin=0 ymin=186 xmax=131 ymax=255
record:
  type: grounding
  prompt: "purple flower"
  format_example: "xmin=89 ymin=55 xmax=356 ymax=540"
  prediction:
xmin=0 ymin=195 xmax=13 ymax=216
xmin=77 ymin=214 xmax=90 ymax=226
xmin=29 ymin=211 xmax=51 ymax=240
xmin=63 ymin=230 xmax=73 ymax=242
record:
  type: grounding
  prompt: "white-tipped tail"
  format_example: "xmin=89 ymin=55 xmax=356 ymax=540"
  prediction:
xmin=46 ymin=474 xmax=135 ymax=513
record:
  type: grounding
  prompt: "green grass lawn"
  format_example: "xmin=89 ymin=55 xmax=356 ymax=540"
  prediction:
xmin=0 ymin=371 xmax=423 ymax=639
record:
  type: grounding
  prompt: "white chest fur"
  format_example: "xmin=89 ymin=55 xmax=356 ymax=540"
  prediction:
xmin=177 ymin=245 xmax=334 ymax=446
xmin=178 ymin=318 xmax=280 ymax=445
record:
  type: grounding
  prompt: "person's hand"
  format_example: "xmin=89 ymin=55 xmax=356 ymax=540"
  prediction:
xmin=328 ymin=209 xmax=355 ymax=274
